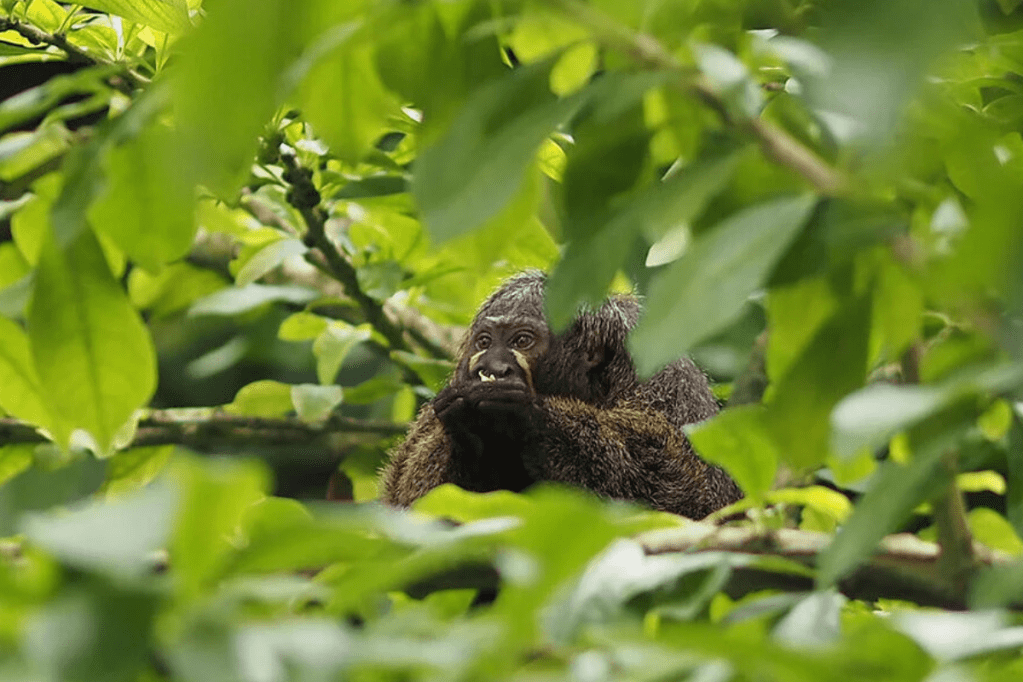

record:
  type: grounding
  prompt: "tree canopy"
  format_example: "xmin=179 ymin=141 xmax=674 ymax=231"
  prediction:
xmin=2 ymin=0 xmax=1023 ymax=680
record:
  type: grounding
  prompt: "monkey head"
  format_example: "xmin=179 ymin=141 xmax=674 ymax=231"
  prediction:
xmin=464 ymin=313 xmax=549 ymax=393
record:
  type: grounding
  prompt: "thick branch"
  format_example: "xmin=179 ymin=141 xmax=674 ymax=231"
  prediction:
xmin=0 ymin=410 xmax=407 ymax=451
xmin=0 ymin=16 xmax=149 ymax=93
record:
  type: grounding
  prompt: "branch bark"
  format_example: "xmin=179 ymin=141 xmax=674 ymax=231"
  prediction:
xmin=0 ymin=410 xmax=407 ymax=451
xmin=0 ymin=16 xmax=150 ymax=93
xmin=552 ymin=0 xmax=846 ymax=196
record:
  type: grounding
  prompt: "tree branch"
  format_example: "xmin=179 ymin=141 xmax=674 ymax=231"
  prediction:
xmin=0 ymin=16 xmax=150 ymax=93
xmin=552 ymin=0 xmax=847 ymax=196
xmin=280 ymin=154 xmax=415 ymax=354
xmin=0 ymin=410 xmax=407 ymax=451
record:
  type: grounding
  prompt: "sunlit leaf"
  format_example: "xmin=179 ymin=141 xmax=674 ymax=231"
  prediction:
xmin=28 ymin=230 xmax=156 ymax=451
xmin=78 ymin=0 xmax=190 ymax=34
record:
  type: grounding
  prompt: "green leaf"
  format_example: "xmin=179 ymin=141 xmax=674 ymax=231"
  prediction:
xmin=226 ymin=498 xmax=406 ymax=574
xmin=172 ymin=0 xmax=300 ymax=196
xmin=233 ymin=237 xmax=307 ymax=287
xmin=78 ymin=0 xmax=191 ymax=34
xmin=314 ymin=324 xmax=372 ymax=384
xmin=686 ymin=406 xmax=777 ymax=501
xmin=226 ymin=380 xmax=293 ymax=418
xmin=817 ymin=428 xmax=955 ymax=588
xmin=88 ymin=125 xmax=197 ymax=272
xmin=547 ymin=147 xmax=743 ymax=328
xmin=28 ymin=230 xmax=156 ymax=451
xmin=764 ymin=296 xmax=871 ymax=471
xmin=632 ymin=195 xmax=817 ymax=376
xmin=290 ymin=383 xmax=342 ymax=422
xmin=831 ymin=363 xmax=1023 ymax=458
xmin=170 ymin=455 xmax=269 ymax=599
xmin=0 ymin=316 xmax=67 ymax=443
xmin=24 ymin=578 xmax=159 ymax=682
xmin=299 ymin=38 xmax=402 ymax=164
xmin=188 ymin=283 xmax=319 ymax=316
xmin=413 ymin=58 xmax=585 ymax=242
xmin=21 ymin=482 xmax=175 ymax=577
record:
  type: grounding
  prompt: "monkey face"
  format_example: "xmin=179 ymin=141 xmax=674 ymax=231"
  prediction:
xmin=464 ymin=315 xmax=549 ymax=394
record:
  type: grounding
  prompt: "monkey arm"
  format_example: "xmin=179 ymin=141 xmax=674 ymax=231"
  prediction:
xmin=529 ymin=396 xmax=741 ymax=519
xmin=379 ymin=406 xmax=453 ymax=508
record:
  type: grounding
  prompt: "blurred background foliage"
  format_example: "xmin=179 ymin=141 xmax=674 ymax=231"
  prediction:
xmin=2 ymin=0 xmax=1023 ymax=680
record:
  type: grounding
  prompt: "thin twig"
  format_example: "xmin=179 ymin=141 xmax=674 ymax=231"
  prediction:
xmin=0 ymin=16 xmax=150 ymax=93
xmin=551 ymin=0 xmax=846 ymax=195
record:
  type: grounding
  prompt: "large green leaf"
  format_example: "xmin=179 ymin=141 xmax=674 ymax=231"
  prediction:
xmin=78 ymin=0 xmax=191 ymax=34
xmin=0 ymin=317 xmax=67 ymax=443
xmin=413 ymin=58 xmax=585 ymax=242
xmin=546 ymin=147 xmax=744 ymax=329
xmin=27 ymin=230 xmax=156 ymax=451
xmin=88 ymin=125 xmax=196 ymax=272
xmin=631 ymin=194 xmax=817 ymax=377
xmin=173 ymin=0 xmax=300 ymax=196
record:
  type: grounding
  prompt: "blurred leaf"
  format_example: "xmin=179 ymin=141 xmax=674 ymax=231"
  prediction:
xmin=89 ymin=124 xmax=197 ymax=272
xmin=23 ymin=578 xmax=159 ymax=682
xmin=547 ymin=538 xmax=757 ymax=641
xmin=314 ymin=324 xmax=372 ymax=384
xmin=808 ymin=0 xmax=979 ymax=142
xmin=290 ymin=383 xmax=342 ymax=422
xmin=188 ymin=283 xmax=319 ymax=316
xmin=102 ymin=445 xmax=174 ymax=496
xmin=632 ymin=195 xmax=817 ymax=377
xmin=170 ymin=455 xmax=269 ymax=599
xmin=831 ymin=363 xmax=1023 ymax=458
xmin=226 ymin=498 xmax=407 ymax=575
xmin=78 ymin=0 xmax=190 ymax=34
xmin=413 ymin=57 xmax=584 ymax=242
xmin=28 ymin=230 xmax=156 ymax=451
xmin=391 ymin=351 xmax=453 ymax=393
xmin=0 ymin=454 xmax=106 ymax=536
xmin=233 ymin=237 xmax=307 ymax=287
xmin=817 ymin=416 xmax=963 ymax=587
xmin=226 ymin=380 xmax=293 ymax=418
xmin=968 ymin=508 xmax=1023 ymax=556
xmin=893 ymin=610 xmax=1023 ymax=661
xmin=173 ymin=0 xmax=300 ymax=195
xmin=773 ymin=591 xmax=845 ymax=648
xmin=299 ymin=36 xmax=402 ymax=164
xmin=21 ymin=482 xmax=175 ymax=577
xmin=546 ymin=142 xmax=743 ymax=329
xmin=278 ymin=311 xmax=329 ymax=341
xmin=686 ymin=405 xmax=778 ymax=501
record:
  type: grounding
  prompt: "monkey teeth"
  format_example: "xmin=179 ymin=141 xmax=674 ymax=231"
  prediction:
xmin=479 ymin=371 xmax=496 ymax=382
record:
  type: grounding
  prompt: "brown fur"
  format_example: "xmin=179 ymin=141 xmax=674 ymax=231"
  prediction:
xmin=380 ymin=271 xmax=742 ymax=519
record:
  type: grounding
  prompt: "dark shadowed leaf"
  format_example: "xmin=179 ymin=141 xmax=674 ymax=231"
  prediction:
xmin=632 ymin=195 xmax=817 ymax=377
xmin=413 ymin=58 xmax=585 ymax=242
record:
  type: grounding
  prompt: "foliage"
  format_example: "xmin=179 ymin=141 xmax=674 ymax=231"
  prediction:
xmin=1 ymin=0 xmax=1023 ymax=680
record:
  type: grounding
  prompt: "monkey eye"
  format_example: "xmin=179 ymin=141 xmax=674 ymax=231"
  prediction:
xmin=511 ymin=332 xmax=535 ymax=349
xmin=474 ymin=334 xmax=492 ymax=351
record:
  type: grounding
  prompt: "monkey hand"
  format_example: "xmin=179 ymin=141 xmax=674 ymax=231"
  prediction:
xmin=434 ymin=380 xmax=542 ymax=444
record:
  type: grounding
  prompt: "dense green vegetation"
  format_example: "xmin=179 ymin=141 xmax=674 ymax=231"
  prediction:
xmin=2 ymin=0 xmax=1023 ymax=679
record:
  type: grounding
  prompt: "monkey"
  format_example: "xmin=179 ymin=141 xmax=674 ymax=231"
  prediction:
xmin=380 ymin=271 xmax=742 ymax=519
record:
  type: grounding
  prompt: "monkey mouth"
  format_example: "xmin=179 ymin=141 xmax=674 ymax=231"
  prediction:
xmin=478 ymin=371 xmax=496 ymax=382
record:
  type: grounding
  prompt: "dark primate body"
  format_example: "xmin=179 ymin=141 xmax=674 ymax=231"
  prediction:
xmin=380 ymin=271 xmax=742 ymax=519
